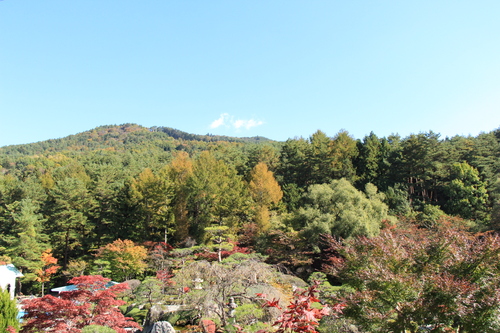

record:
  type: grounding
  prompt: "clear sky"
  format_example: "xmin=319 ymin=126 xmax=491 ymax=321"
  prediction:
xmin=1 ymin=1 xmax=500 ymax=147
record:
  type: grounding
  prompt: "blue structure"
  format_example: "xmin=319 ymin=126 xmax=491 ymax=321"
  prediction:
xmin=50 ymin=281 xmax=118 ymax=293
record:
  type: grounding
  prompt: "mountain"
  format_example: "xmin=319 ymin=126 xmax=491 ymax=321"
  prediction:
xmin=0 ymin=124 xmax=274 ymax=156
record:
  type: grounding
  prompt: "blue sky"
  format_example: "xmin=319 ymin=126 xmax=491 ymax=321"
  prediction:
xmin=1 ymin=1 xmax=500 ymax=147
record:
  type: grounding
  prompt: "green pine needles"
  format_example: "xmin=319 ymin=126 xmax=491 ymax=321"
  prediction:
xmin=0 ymin=287 xmax=19 ymax=332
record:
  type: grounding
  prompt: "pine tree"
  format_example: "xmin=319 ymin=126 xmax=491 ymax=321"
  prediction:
xmin=46 ymin=177 xmax=94 ymax=269
xmin=0 ymin=287 xmax=19 ymax=332
xmin=308 ymin=130 xmax=334 ymax=184
xmin=5 ymin=199 xmax=48 ymax=290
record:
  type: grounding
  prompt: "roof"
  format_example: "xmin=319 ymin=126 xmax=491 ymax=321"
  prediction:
xmin=51 ymin=281 xmax=118 ymax=293
xmin=0 ymin=264 xmax=24 ymax=278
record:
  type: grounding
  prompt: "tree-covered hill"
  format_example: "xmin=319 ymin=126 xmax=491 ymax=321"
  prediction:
xmin=1 ymin=124 xmax=500 ymax=301
xmin=0 ymin=123 xmax=273 ymax=156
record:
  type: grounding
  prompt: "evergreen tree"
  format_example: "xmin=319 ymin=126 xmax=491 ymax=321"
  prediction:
xmin=87 ymin=164 xmax=126 ymax=248
xmin=4 ymin=199 xmax=48 ymax=287
xmin=277 ymin=138 xmax=311 ymax=188
xmin=0 ymin=287 xmax=19 ymax=332
xmin=308 ymin=130 xmax=333 ymax=184
xmin=396 ymin=132 xmax=443 ymax=205
xmin=244 ymin=143 xmax=280 ymax=176
xmin=0 ymin=175 xmax=24 ymax=238
xmin=276 ymin=138 xmax=310 ymax=210
xmin=46 ymin=177 xmax=94 ymax=268
xmin=355 ymin=132 xmax=382 ymax=188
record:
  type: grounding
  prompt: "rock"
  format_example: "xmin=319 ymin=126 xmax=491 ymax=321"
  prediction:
xmin=147 ymin=305 xmax=164 ymax=324
xmin=149 ymin=321 xmax=176 ymax=333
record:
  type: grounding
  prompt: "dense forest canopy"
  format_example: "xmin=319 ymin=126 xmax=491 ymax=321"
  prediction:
xmin=2 ymin=123 xmax=500 ymax=332
xmin=1 ymin=124 xmax=500 ymax=287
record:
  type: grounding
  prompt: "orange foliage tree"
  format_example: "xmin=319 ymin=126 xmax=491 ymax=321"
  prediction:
xmin=35 ymin=249 xmax=60 ymax=296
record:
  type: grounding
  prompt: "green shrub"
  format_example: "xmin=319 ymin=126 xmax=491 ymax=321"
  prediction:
xmin=234 ymin=303 xmax=265 ymax=325
xmin=81 ymin=324 xmax=117 ymax=333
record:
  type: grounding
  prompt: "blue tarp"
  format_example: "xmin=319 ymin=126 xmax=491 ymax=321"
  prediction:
xmin=51 ymin=281 xmax=118 ymax=293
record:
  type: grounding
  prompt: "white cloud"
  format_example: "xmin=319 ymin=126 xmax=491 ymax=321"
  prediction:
xmin=209 ymin=114 xmax=264 ymax=130
xmin=209 ymin=113 xmax=230 ymax=129
xmin=234 ymin=119 xmax=264 ymax=129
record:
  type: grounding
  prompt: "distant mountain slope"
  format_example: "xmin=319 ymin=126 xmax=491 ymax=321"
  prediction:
xmin=153 ymin=126 xmax=271 ymax=144
xmin=0 ymin=124 xmax=274 ymax=156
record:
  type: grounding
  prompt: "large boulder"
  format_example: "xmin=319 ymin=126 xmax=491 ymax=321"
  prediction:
xmin=146 ymin=321 xmax=175 ymax=333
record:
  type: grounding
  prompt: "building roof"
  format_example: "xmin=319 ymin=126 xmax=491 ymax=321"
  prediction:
xmin=0 ymin=264 xmax=24 ymax=278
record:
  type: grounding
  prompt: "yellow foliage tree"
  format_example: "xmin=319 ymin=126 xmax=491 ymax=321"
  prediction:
xmin=95 ymin=239 xmax=147 ymax=281
xmin=129 ymin=168 xmax=173 ymax=242
xmin=166 ymin=151 xmax=193 ymax=243
xmin=249 ymin=163 xmax=283 ymax=231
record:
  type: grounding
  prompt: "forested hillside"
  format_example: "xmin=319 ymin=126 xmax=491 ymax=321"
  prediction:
xmin=2 ymin=124 xmax=500 ymax=332
xmin=1 ymin=124 xmax=500 ymax=268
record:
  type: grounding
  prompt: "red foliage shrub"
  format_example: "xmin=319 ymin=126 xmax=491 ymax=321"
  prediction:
xmin=200 ymin=319 xmax=216 ymax=333
xmin=235 ymin=282 xmax=344 ymax=333
xmin=263 ymin=282 xmax=344 ymax=333
xmin=21 ymin=275 xmax=140 ymax=333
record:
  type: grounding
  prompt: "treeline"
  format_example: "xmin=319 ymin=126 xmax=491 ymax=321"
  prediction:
xmin=1 ymin=124 xmax=500 ymax=292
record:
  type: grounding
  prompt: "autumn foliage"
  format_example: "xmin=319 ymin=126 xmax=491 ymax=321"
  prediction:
xmin=262 ymin=282 xmax=343 ymax=333
xmin=21 ymin=275 xmax=140 ymax=333
xmin=324 ymin=223 xmax=500 ymax=332
xmin=95 ymin=239 xmax=147 ymax=281
xmin=35 ymin=249 xmax=60 ymax=296
xmin=249 ymin=162 xmax=283 ymax=231
xmin=234 ymin=282 xmax=343 ymax=333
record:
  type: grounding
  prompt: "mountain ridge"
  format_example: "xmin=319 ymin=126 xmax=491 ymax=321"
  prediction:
xmin=0 ymin=123 xmax=274 ymax=155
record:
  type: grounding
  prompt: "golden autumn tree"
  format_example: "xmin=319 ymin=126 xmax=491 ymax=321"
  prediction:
xmin=187 ymin=151 xmax=248 ymax=241
xmin=249 ymin=162 xmax=283 ymax=231
xmin=129 ymin=168 xmax=173 ymax=242
xmin=166 ymin=151 xmax=193 ymax=243
xmin=94 ymin=239 xmax=147 ymax=281
xmin=329 ymin=130 xmax=358 ymax=182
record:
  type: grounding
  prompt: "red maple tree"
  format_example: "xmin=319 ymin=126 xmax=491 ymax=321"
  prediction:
xmin=263 ymin=282 xmax=343 ymax=333
xmin=21 ymin=275 xmax=140 ymax=333
xmin=234 ymin=282 xmax=344 ymax=333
